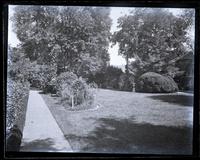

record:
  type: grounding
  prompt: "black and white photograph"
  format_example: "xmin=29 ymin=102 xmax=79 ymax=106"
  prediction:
xmin=6 ymin=5 xmax=195 ymax=155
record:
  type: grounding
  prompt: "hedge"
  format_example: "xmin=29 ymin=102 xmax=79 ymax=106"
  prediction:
xmin=6 ymin=78 xmax=30 ymax=151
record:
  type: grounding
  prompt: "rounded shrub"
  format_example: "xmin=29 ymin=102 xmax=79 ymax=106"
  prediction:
xmin=61 ymin=77 xmax=94 ymax=107
xmin=56 ymin=72 xmax=78 ymax=96
xmin=135 ymin=72 xmax=178 ymax=93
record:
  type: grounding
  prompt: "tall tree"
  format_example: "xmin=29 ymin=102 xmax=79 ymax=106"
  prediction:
xmin=11 ymin=6 xmax=112 ymax=77
xmin=112 ymin=8 xmax=194 ymax=79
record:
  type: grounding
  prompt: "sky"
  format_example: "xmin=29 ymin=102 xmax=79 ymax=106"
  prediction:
xmin=8 ymin=6 xmax=195 ymax=67
xmin=8 ymin=6 xmax=20 ymax=47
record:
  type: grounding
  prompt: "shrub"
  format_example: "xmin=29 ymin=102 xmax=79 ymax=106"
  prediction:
xmin=43 ymin=78 xmax=57 ymax=94
xmin=28 ymin=64 xmax=57 ymax=91
xmin=61 ymin=77 xmax=95 ymax=107
xmin=6 ymin=78 xmax=30 ymax=151
xmin=28 ymin=62 xmax=43 ymax=88
xmin=56 ymin=71 xmax=78 ymax=96
xmin=135 ymin=72 xmax=178 ymax=93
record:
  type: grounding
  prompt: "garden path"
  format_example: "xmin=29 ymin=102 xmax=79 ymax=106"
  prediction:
xmin=20 ymin=90 xmax=73 ymax=152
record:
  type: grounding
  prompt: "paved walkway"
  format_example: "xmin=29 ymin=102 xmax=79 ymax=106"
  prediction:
xmin=20 ymin=90 xmax=73 ymax=152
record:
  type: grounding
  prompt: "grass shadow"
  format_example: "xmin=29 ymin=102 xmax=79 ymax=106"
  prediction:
xmin=65 ymin=118 xmax=192 ymax=154
xmin=148 ymin=95 xmax=193 ymax=106
xmin=20 ymin=138 xmax=61 ymax=152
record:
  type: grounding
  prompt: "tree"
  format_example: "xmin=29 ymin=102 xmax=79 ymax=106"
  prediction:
xmin=12 ymin=6 xmax=112 ymax=77
xmin=12 ymin=6 xmax=59 ymax=64
xmin=112 ymin=8 xmax=194 ymax=79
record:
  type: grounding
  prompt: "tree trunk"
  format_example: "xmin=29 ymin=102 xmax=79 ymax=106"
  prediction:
xmin=71 ymin=95 xmax=74 ymax=109
xmin=125 ymin=54 xmax=129 ymax=75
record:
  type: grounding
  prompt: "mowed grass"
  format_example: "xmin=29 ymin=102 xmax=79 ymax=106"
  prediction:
xmin=41 ymin=89 xmax=193 ymax=155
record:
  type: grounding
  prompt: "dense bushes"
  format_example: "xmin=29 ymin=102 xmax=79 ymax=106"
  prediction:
xmin=174 ymin=52 xmax=194 ymax=91
xmin=28 ymin=63 xmax=96 ymax=108
xmin=135 ymin=72 xmax=178 ymax=93
xmin=118 ymin=74 xmax=134 ymax=91
xmin=28 ymin=63 xmax=57 ymax=91
xmin=88 ymin=66 xmax=134 ymax=91
xmin=8 ymin=47 xmax=30 ymax=83
xmin=6 ymin=78 xmax=30 ymax=151
xmin=6 ymin=46 xmax=31 ymax=151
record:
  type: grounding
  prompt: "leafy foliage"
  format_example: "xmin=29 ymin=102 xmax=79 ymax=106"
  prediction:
xmin=118 ymin=74 xmax=134 ymax=91
xmin=7 ymin=46 xmax=30 ymax=147
xmin=7 ymin=45 xmax=31 ymax=151
xmin=61 ymin=77 xmax=94 ymax=106
xmin=6 ymin=79 xmax=30 ymax=135
xmin=8 ymin=46 xmax=30 ymax=83
xmin=174 ymin=52 xmax=194 ymax=91
xmin=88 ymin=65 xmax=134 ymax=91
xmin=56 ymin=71 xmax=78 ymax=96
xmin=112 ymin=8 xmax=194 ymax=79
xmin=12 ymin=6 xmax=112 ymax=75
xmin=28 ymin=62 xmax=57 ymax=91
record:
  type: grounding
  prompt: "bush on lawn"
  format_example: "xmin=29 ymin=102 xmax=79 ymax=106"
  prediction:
xmin=61 ymin=77 xmax=95 ymax=107
xmin=6 ymin=78 xmax=30 ymax=151
xmin=56 ymin=71 xmax=78 ymax=96
xmin=135 ymin=72 xmax=178 ymax=93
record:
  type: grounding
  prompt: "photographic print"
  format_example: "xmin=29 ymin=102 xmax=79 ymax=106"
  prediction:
xmin=6 ymin=5 xmax=195 ymax=155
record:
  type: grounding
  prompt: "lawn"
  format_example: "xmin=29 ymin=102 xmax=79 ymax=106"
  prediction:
xmin=41 ymin=89 xmax=193 ymax=155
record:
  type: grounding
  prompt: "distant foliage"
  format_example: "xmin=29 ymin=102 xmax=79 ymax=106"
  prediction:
xmin=74 ymin=53 xmax=102 ymax=78
xmin=104 ymin=66 xmax=123 ymax=89
xmin=28 ymin=63 xmax=57 ymax=91
xmin=135 ymin=72 xmax=178 ymax=93
xmin=8 ymin=47 xmax=30 ymax=83
xmin=118 ymin=74 xmax=134 ymax=91
xmin=89 ymin=66 xmax=123 ymax=89
xmin=88 ymin=66 xmax=134 ymax=91
xmin=174 ymin=52 xmax=194 ymax=91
